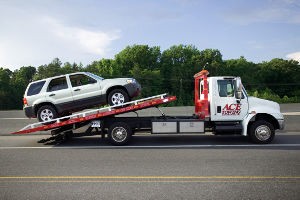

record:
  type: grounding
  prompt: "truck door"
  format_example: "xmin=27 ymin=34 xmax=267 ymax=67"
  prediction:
xmin=210 ymin=78 xmax=248 ymax=121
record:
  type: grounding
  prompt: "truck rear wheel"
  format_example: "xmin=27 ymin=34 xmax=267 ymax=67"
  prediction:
xmin=108 ymin=122 xmax=132 ymax=145
xmin=249 ymin=120 xmax=275 ymax=144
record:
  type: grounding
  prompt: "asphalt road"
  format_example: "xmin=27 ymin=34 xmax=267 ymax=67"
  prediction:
xmin=0 ymin=137 xmax=300 ymax=200
xmin=1 ymin=105 xmax=300 ymax=199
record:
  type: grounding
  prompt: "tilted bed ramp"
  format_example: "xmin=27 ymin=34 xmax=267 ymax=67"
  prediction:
xmin=12 ymin=94 xmax=176 ymax=134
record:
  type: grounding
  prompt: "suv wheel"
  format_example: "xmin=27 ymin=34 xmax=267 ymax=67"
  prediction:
xmin=37 ymin=105 xmax=58 ymax=123
xmin=108 ymin=89 xmax=129 ymax=106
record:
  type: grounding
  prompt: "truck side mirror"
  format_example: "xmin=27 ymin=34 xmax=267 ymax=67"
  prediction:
xmin=236 ymin=78 xmax=243 ymax=102
xmin=237 ymin=91 xmax=242 ymax=99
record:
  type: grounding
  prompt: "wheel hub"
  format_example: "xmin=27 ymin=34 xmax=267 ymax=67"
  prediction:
xmin=112 ymin=127 xmax=127 ymax=142
xmin=255 ymin=125 xmax=271 ymax=141
xmin=40 ymin=109 xmax=54 ymax=121
xmin=111 ymin=93 xmax=125 ymax=105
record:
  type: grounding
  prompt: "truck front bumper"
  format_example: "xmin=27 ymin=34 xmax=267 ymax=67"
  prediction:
xmin=277 ymin=119 xmax=285 ymax=130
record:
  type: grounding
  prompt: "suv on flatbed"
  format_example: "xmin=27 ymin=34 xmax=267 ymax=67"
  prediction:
xmin=23 ymin=72 xmax=141 ymax=122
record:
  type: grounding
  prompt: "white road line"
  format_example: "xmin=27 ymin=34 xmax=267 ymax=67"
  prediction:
xmin=283 ymin=112 xmax=300 ymax=116
xmin=0 ymin=118 xmax=28 ymax=120
xmin=0 ymin=144 xmax=300 ymax=149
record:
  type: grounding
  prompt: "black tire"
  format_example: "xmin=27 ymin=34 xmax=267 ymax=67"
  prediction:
xmin=108 ymin=89 xmax=129 ymax=106
xmin=108 ymin=122 xmax=132 ymax=145
xmin=248 ymin=120 xmax=275 ymax=144
xmin=37 ymin=105 xmax=58 ymax=123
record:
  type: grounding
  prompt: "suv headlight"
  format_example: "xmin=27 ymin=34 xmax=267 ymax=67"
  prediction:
xmin=126 ymin=79 xmax=136 ymax=84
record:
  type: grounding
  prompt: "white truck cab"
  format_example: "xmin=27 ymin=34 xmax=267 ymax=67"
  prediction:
xmin=196 ymin=70 xmax=284 ymax=143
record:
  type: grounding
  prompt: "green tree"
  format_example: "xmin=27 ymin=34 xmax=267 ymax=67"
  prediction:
xmin=160 ymin=45 xmax=203 ymax=105
xmin=257 ymin=58 xmax=300 ymax=97
xmin=198 ymin=49 xmax=223 ymax=75
xmin=86 ymin=59 xmax=115 ymax=78
xmin=9 ymin=66 xmax=37 ymax=109
xmin=223 ymin=56 xmax=259 ymax=89
xmin=114 ymin=45 xmax=161 ymax=97
xmin=61 ymin=62 xmax=83 ymax=74
xmin=34 ymin=58 xmax=63 ymax=80
xmin=0 ymin=68 xmax=13 ymax=109
xmin=114 ymin=45 xmax=161 ymax=76
xmin=1 ymin=44 xmax=300 ymax=110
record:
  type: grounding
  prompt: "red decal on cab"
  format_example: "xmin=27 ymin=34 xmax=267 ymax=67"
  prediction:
xmin=222 ymin=104 xmax=241 ymax=115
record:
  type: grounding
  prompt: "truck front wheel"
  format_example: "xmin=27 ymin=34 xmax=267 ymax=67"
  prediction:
xmin=249 ymin=120 xmax=275 ymax=144
xmin=108 ymin=122 xmax=132 ymax=145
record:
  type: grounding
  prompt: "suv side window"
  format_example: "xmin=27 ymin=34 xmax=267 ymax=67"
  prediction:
xmin=217 ymin=80 xmax=235 ymax=97
xmin=27 ymin=81 xmax=46 ymax=96
xmin=47 ymin=77 xmax=68 ymax=92
xmin=70 ymin=74 xmax=96 ymax=87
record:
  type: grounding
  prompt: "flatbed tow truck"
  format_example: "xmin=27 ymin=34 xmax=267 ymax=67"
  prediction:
xmin=13 ymin=70 xmax=284 ymax=145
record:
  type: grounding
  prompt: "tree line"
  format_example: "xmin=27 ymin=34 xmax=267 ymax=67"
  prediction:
xmin=0 ymin=44 xmax=299 ymax=110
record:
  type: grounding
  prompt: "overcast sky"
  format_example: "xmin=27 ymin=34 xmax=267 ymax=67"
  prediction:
xmin=0 ymin=0 xmax=299 ymax=70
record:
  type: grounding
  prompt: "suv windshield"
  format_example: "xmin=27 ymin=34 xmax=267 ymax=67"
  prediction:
xmin=27 ymin=81 xmax=46 ymax=96
xmin=70 ymin=74 xmax=97 ymax=87
xmin=86 ymin=72 xmax=104 ymax=80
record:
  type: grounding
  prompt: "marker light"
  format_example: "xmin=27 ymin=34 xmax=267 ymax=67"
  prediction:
xmin=23 ymin=98 xmax=28 ymax=106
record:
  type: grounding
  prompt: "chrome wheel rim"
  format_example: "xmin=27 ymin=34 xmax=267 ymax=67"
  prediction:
xmin=40 ymin=109 xmax=54 ymax=121
xmin=111 ymin=93 xmax=125 ymax=105
xmin=255 ymin=125 xmax=271 ymax=141
xmin=111 ymin=127 xmax=127 ymax=142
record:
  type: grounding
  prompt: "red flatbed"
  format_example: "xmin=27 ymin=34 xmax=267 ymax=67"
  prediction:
xmin=12 ymin=95 xmax=176 ymax=135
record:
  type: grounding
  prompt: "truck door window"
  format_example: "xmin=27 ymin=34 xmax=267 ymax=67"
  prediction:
xmin=199 ymin=80 xmax=209 ymax=100
xmin=199 ymin=81 xmax=203 ymax=99
xmin=47 ymin=77 xmax=68 ymax=92
xmin=217 ymin=80 xmax=235 ymax=97
xmin=70 ymin=74 xmax=96 ymax=87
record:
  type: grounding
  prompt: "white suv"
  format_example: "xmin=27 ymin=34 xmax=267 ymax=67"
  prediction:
xmin=23 ymin=72 xmax=141 ymax=122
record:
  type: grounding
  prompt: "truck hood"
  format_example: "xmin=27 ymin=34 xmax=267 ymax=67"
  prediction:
xmin=248 ymin=96 xmax=281 ymax=114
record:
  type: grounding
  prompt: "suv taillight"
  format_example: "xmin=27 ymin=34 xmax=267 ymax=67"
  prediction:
xmin=23 ymin=98 xmax=28 ymax=106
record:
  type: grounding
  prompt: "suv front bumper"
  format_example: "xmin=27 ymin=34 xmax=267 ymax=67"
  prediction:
xmin=125 ymin=83 xmax=141 ymax=97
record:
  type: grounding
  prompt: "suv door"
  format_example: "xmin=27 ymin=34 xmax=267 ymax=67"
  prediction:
xmin=69 ymin=74 xmax=103 ymax=107
xmin=45 ymin=76 xmax=73 ymax=112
